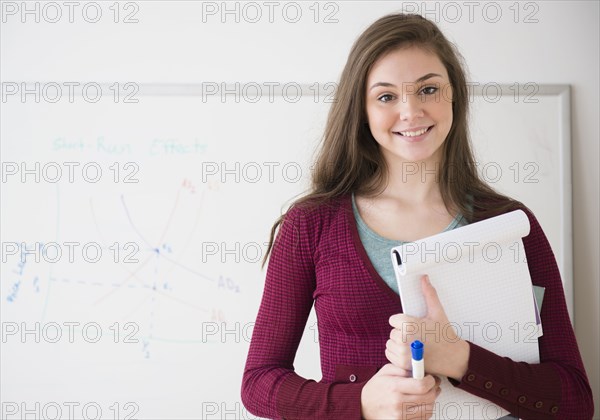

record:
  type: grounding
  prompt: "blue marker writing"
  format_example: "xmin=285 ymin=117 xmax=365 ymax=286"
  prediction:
xmin=411 ymin=340 xmax=424 ymax=379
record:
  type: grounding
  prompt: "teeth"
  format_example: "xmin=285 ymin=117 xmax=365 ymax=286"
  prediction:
xmin=399 ymin=127 xmax=429 ymax=137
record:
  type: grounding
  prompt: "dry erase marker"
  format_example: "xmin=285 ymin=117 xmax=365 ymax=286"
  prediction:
xmin=411 ymin=340 xmax=424 ymax=379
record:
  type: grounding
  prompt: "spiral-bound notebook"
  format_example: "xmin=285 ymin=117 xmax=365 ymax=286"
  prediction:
xmin=391 ymin=209 xmax=540 ymax=420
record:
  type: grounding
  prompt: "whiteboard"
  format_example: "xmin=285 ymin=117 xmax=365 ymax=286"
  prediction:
xmin=0 ymin=84 xmax=571 ymax=419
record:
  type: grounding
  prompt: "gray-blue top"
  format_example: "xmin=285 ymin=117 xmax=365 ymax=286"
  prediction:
xmin=351 ymin=192 xmax=469 ymax=295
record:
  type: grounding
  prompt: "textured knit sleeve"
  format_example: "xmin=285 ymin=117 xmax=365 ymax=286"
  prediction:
xmin=448 ymin=207 xmax=594 ymax=419
xmin=240 ymin=204 xmax=367 ymax=420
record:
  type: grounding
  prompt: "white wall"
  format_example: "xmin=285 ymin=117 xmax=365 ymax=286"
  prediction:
xmin=2 ymin=1 xmax=598 ymax=418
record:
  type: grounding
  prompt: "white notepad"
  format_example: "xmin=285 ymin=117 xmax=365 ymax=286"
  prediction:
xmin=391 ymin=209 xmax=540 ymax=419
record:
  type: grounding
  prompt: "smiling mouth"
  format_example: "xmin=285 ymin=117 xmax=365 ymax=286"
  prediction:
xmin=393 ymin=126 xmax=433 ymax=137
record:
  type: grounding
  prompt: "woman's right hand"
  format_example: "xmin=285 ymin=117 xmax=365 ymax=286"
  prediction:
xmin=360 ymin=363 xmax=441 ymax=420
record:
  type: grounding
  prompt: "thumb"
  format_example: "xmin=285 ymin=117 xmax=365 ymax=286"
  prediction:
xmin=421 ymin=275 xmax=445 ymax=320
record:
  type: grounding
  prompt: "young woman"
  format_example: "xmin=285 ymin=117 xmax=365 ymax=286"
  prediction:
xmin=241 ymin=13 xmax=594 ymax=420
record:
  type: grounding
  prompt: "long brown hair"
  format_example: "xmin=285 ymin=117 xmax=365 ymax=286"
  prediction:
xmin=262 ymin=12 xmax=524 ymax=268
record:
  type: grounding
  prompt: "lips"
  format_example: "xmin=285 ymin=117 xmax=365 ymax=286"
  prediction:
xmin=393 ymin=125 xmax=433 ymax=137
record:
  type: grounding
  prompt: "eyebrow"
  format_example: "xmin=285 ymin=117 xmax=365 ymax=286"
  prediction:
xmin=369 ymin=73 xmax=443 ymax=91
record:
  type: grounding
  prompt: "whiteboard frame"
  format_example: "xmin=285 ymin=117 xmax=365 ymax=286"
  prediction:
xmin=469 ymin=84 xmax=573 ymax=324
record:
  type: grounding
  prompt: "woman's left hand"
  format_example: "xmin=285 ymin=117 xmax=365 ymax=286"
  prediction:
xmin=386 ymin=275 xmax=470 ymax=380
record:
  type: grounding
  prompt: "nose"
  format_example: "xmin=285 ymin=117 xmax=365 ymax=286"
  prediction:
xmin=398 ymin=93 xmax=425 ymax=121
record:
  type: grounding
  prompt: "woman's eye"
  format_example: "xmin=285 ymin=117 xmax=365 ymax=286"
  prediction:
xmin=421 ymin=86 xmax=438 ymax=95
xmin=378 ymin=94 xmax=394 ymax=103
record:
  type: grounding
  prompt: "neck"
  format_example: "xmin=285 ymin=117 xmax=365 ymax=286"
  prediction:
xmin=379 ymin=155 xmax=444 ymax=207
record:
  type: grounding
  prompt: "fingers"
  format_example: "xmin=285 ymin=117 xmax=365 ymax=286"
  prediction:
xmin=389 ymin=313 xmax=419 ymax=329
xmin=365 ymin=366 xmax=441 ymax=420
xmin=398 ymin=378 xmax=441 ymax=420
xmin=399 ymin=381 xmax=441 ymax=406
xmin=389 ymin=326 xmax=404 ymax=343
xmin=390 ymin=374 xmax=439 ymax=396
xmin=395 ymin=375 xmax=441 ymax=418
xmin=378 ymin=362 xmax=411 ymax=378
xmin=388 ymin=320 xmax=420 ymax=346
xmin=385 ymin=340 xmax=412 ymax=370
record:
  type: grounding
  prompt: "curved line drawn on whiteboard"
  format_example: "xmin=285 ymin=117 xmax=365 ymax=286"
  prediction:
xmin=88 ymin=181 xmax=237 ymax=354
xmin=120 ymin=192 xmax=215 ymax=281
xmin=91 ymin=187 xmax=216 ymax=307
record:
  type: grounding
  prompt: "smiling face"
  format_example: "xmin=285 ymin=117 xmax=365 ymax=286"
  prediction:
xmin=365 ymin=46 xmax=453 ymax=168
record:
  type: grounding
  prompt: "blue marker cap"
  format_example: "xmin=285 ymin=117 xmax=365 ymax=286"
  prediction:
xmin=411 ymin=340 xmax=424 ymax=361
